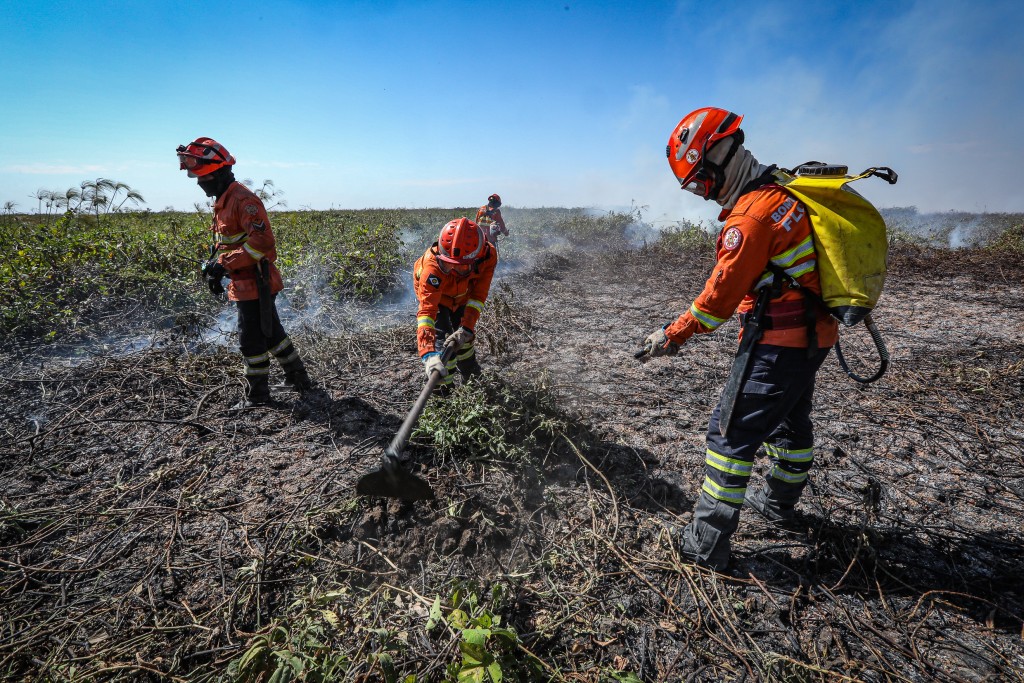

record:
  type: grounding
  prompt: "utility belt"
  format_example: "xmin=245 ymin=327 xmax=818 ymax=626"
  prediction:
xmin=739 ymin=299 xmax=810 ymax=330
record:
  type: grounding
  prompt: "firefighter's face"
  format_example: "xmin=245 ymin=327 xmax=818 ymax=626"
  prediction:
xmin=438 ymin=260 xmax=471 ymax=277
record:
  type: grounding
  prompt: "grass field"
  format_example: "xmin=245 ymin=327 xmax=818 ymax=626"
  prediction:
xmin=1 ymin=203 xmax=1022 ymax=681
xmin=0 ymin=205 xmax=690 ymax=345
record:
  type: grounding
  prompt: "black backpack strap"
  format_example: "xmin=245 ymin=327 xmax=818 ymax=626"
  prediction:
xmin=858 ymin=167 xmax=898 ymax=185
xmin=738 ymin=165 xmax=779 ymax=198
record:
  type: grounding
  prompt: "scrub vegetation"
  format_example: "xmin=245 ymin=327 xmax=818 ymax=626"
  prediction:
xmin=0 ymin=187 xmax=646 ymax=342
xmin=2 ymin=195 xmax=1024 ymax=681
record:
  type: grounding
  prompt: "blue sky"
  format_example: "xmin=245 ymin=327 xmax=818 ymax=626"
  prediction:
xmin=2 ymin=0 xmax=1022 ymax=223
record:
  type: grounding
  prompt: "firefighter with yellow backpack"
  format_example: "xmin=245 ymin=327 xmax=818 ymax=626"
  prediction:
xmin=639 ymin=107 xmax=896 ymax=571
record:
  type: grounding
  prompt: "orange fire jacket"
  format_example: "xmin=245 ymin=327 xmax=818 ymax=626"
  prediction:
xmin=475 ymin=205 xmax=507 ymax=238
xmin=665 ymin=184 xmax=839 ymax=349
xmin=211 ymin=182 xmax=284 ymax=302
xmin=413 ymin=242 xmax=497 ymax=357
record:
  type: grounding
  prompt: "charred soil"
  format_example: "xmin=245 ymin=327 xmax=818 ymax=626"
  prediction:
xmin=2 ymin=242 xmax=1023 ymax=682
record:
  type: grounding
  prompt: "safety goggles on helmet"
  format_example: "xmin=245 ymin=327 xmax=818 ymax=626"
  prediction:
xmin=437 ymin=259 xmax=473 ymax=277
xmin=176 ymin=138 xmax=235 ymax=178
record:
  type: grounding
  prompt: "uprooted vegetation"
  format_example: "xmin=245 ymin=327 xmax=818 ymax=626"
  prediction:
xmin=1 ymin=210 xmax=1024 ymax=682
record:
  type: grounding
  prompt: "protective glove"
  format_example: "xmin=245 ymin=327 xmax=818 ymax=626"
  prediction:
xmin=202 ymin=259 xmax=227 ymax=295
xmin=444 ymin=326 xmax=475 ymax=349
xmin=644 ymin=326 xmax=679 ymax=358
xmin=202 ymin=258 xmax=226 ymax=279
xmin=423 ymin=352 xmax=447 ymax=379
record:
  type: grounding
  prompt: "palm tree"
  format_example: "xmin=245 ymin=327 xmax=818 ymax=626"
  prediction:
xmin=41 ymin=190 xmax=57 ymax=219
xmin=109 ymin=182 xmax=145 ymax=212
xmin=2 ymin=200 xmax=16 ymax=226
xmin=80 ymin=178 xmax=117 ymax=218
xmin=256 ymin=179 xmax=287 ymax=210
xmin=63 ymin=187 xmax=83 ymax=213
xmin=34 ymin=188 xmax=49 ymax=215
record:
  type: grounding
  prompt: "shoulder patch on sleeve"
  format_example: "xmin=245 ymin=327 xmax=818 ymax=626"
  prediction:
xmin=722 ymin=226 xmax=743 ymax=250
xmin=427 ymin=274 xmax=441 ymax=288
xmin=245 ymin=204 xmax=259 ymax=215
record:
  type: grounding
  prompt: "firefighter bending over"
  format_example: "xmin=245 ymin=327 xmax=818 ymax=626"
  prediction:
xmin=475 ymin=194 xmax=508 ymax=246
xmin=176 ymin=137 xmax=313 ymax=408
xmin=642 ymin=108 xmax=838 ymax=571
xmin=414 ymin=218 xmax=497 ymax=393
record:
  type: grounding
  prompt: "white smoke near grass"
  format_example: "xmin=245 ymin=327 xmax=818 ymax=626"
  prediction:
xmin=881 ymin=207 xmax=1023 ymax=249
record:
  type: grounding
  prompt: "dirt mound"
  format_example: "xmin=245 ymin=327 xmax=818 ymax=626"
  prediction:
xmin=1 ymin=244 xmax=1023 ymax=681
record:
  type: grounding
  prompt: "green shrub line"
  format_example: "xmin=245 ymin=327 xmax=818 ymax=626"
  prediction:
xmin=3 ymin=202 xmax=1020 ymax=342
xmin=0 ymin=207 xmax=659 ymax=342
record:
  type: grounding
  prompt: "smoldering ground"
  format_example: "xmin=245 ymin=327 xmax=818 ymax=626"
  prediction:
xmin=1 ymin=219 xmax=1023 ymax=681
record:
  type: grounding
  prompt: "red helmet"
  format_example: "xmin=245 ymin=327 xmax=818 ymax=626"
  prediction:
xmin=176 ymin=137 xmax=236 ymax=178
xmin=666 ymin=108 xmax=743 ymax=198
xmin=487 ymin=194 xmax=501 ymax=206
xmin=437 ymin=218 xmax=485 ymax=265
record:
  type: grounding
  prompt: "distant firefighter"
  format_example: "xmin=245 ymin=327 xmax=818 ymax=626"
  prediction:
xmin=475 ymin=193 xmax=508 ymax=246
xmin=413 ymin=218 xmax=497 ymax=393
xmin=176 ymin=137 xmax=313 ymax=409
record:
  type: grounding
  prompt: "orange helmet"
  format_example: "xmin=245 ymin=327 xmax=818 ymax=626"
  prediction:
xmin=666 ymin=107 xmax=743 ymax=199
xmin=487 ymin=194 xmax=501 ymax=206
xmin=176 ymin=137 xmax=236 ymax=178
xmin=437 ymin=218 xmax=485 ymax=265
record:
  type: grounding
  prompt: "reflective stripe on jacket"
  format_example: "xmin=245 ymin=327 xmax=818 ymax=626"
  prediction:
xmin=475 ymin=206 xmax=507 ymax=238
xmin=212 ymin=182 xmax=284 ymax=302
xmin=665 ymin=184 xmax=838 ymax=349
xmin=413 ymin=242 xmax=497 ymax=357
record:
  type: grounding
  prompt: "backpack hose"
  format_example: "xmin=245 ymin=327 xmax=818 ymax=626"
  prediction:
xmin=834 ymin=313 xmax=889 ymax=384
xmin=780 ymin=164 xmax=898 ymax=385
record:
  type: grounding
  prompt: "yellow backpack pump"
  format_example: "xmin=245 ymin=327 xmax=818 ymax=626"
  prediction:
xmin=777 ymin=162 xmax=899 ymax=383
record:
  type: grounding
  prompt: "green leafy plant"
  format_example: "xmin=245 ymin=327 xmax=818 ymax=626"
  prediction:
xmin=412 ymin=375 xmax=577 ymax=467
xmin=229 ymin=618 xmax=351 ymax=683
xmin=227 ymin=583 xmax=357 ymax=683
xmin=435 ymin=582 xmax=544 ymax=683
xmin=652 ymin=220 xmax=717 ymax=252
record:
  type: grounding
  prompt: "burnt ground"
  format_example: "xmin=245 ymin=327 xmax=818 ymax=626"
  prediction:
xmin=1 ymin=242 xmax=1023 ymax=682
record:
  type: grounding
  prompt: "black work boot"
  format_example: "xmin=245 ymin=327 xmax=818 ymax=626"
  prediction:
xmin=744 ymin=481 xmax=805 ymax=531
xmin=233 ymin=374 xmax=272 ymax=410
xmin=281 ymin=357 xmax=314 ymax=392
xmin=676 ymin=492 xmax=741 ymax=571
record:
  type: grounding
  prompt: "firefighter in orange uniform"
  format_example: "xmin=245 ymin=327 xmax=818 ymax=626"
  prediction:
xmin=177 ymin=137 xmax=313 ymax=408
xmin=475 ymin=194 xmax=507 ymax=246
xmin=641 ymin=108 xmax=838 ymax=571
xmin=414 ymin=218 xmax=497 ymax=390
